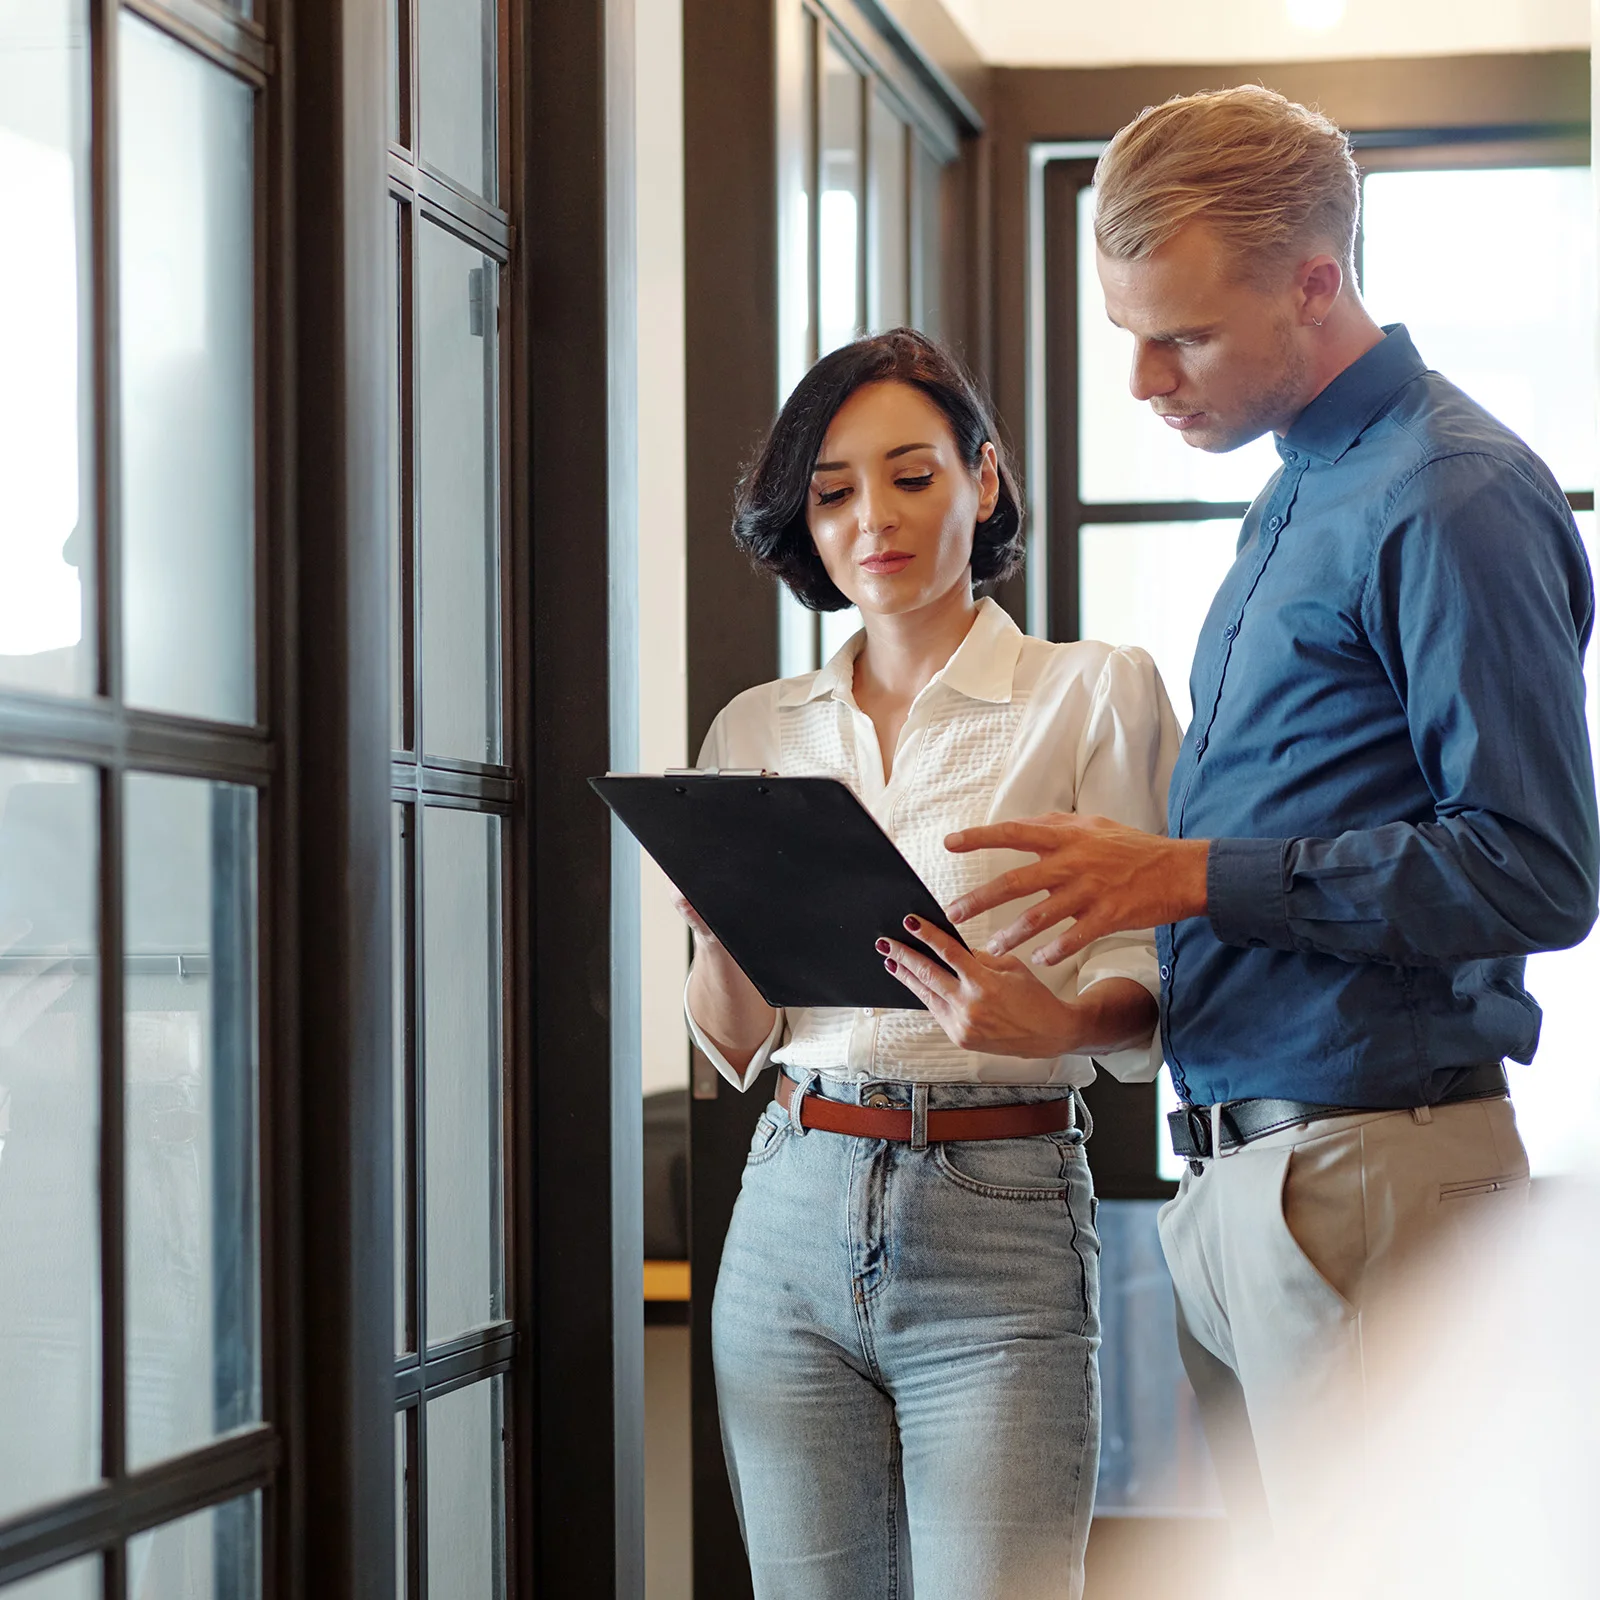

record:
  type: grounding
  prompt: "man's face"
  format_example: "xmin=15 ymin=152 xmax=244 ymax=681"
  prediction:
xmin=1096 ymin=222 xmax=1311 ymax=453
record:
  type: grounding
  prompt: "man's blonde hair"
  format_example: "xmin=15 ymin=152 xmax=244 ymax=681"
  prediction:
xmin=1094 ymin=85 xmax=1360 ymax=283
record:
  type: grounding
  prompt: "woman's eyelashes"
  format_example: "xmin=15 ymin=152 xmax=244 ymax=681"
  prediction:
xmin=812 ymin=471 xmax=935 ymax=507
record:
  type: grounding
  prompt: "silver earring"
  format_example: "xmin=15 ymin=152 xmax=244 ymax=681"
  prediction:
xmin=1312 ymin=317 xmax=1324 ymax=328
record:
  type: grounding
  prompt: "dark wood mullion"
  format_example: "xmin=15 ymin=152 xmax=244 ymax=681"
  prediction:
xmin=120 ymin=0 xmax=273 ymax=82
xmin=0 ymin=699 xmax=275 ymax=780
xmin=1079 ymin=501 xmax=1256 ymax=524
xmin=0 ymin=1427 xmax=279 ymax=1588
xmin=399 ymin=802 xmax=419 ymax=1359
xmin=90 ymin=0 xmax=118 ymax=708
xmin=1041 ymin=158 xmax=1087 ymax=644
xmin=385 ymin=153 xmax=515 ymax=256
xmin=397 ymin=198 xmax=417 ymax=755
xmin=393 ymin=1327 xmax=516 ymax=1402
xmin=97 ymin=766 xmax=128 ymax=1549
xmin=400 ymin=1402 xmax=421 ymax=1600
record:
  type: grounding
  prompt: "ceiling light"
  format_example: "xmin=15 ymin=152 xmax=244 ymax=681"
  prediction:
xmin=1286 ymin=0 xmax=1347 ymax=28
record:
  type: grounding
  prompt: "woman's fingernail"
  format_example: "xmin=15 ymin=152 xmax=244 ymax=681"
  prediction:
xmin=875 ymin=939 xmax=891 ymax=954
xmin=904 ymin=915 xmax=921 ymax=932
xmin=884 ymin=958 xmax=898 ymax=973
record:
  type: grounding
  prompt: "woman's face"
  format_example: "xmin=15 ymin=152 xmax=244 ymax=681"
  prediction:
xmin=805 ymin=380 xmax=999 ymax=621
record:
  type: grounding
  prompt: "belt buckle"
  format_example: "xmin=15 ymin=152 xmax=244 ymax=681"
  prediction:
xmin=1183 ymin=1104 xmax=1210 ymax=1163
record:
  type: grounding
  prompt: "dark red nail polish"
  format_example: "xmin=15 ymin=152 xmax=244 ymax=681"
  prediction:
xmin=875 ymin=939 xmax=891 ymax=954
xmin=884 ymin=958 xmax=897 ymax=973
xmin=904 ymin=915 xmax=921 ymax=932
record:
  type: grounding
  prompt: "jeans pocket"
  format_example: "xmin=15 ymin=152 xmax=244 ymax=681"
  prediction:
xmin=933 ymin=1133 xmax=1076 ymax=1200
xmin=745 ymin=1108 xmax=792 ymax=1167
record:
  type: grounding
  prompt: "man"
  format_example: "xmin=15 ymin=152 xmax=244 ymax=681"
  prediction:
xmin=939 ymin=86 xmax=1599 ymax=1547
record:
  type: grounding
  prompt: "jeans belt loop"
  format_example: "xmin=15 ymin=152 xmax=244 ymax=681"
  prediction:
xmin=787 ymin=1069 xmax=820 ymax=1137
xmin=910 ymin=1083 xmax=930 ymax=1151
xmin=1070 ymin=1086 xmax=1094 ymax=1144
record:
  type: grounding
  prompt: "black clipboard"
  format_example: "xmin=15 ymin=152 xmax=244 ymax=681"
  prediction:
xmin=590 ymin=772 xmax=967 ymax=1010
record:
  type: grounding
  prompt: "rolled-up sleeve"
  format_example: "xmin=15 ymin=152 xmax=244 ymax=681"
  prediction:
xmin=1071 ymin=646 xmax=1183 ymax=1080
xmin=683 ymin=982 xmax=786 ymax=1092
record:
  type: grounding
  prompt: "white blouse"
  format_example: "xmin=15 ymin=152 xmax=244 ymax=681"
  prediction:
xmin=685 ymin=598 xmax=1181 ymax=1092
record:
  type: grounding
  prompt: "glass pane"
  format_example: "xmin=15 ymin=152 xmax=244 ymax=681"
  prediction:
xmin=0 ymin=0 xmax=94 ymax=698
xmin=418 ymin=221 xmax=499 ymax=763
xmin=127 ymin=1492 xmax=260 ymax=1600
xmin=0 ymin=760 xmax=98 ymax=1520
xmin=1078 ymin=184 xmax=1280 ymax=504
xmin=426 ymin=1378 xmax=505 ymax=1600
xmin=423 ymin=806 xmax=501 ymax=1344
xmin=125 ymin=775 xmax=259 ymax=1469
xmin=819 ymin=604 xmax=861 ymax=666
xmin=119 ymin=16 xmax=255 ymax=724
xmin=867 ymin=92 xmax=906 ymax=332
xmin=1077 ymin=521 xmax=1239 ymax=727
xmin=390 ymin=201 xmax=407 ymax=752
xmin=0 ymin=1558 xmax=99 ymax=1600
xmin=1363 ymin=167 xmax=1595 ymax=493
xmin=1514 ymin=512 xmax=1600 ymax=1176
xmin=818 ymin=41 xmax=862 ymax=356
xmin=910 ymin=138 xmax=941 ymax=338
xmin=393 ymin=803 xmax=411 ymax=1354
xmin=1096 ymin=1201 xmax=1220 ymax=1513
xmin=418 ymin=0 xmax=495 ymax=201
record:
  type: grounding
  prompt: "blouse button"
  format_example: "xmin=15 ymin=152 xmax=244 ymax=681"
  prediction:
xmin=862 ymin=1007 xmax=874 ymax=1017
xmin=1267 ymin=514 xmax=1282 ymax=531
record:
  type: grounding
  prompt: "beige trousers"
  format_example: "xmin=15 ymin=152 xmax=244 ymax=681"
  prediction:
xmin=1157 ymin=1096 xmax=1530 ymax=1561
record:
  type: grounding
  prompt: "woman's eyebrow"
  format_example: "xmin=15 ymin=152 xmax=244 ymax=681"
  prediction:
xmin=812 ymin=441 xmax=936 ymax=473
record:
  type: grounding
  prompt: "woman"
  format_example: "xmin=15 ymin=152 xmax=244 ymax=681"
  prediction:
xmin=682 ymin=330 xmax=1178 ymax=1600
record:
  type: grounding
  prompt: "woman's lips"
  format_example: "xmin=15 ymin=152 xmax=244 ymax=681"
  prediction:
xmin=860 ymin=552 xmax=914 ymax=574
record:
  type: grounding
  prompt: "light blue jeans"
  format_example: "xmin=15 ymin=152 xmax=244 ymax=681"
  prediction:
xmin=712 ymin=1071 xmax=1102 ymax=1600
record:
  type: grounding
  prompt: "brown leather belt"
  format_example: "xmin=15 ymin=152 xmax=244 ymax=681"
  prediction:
xmin=775 ymin=1073 xmax=1075 ymax=1143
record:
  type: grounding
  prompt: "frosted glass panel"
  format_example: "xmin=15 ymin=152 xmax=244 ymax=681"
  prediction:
xmin=426 ymin=1379 xmax=504 ymax=1600
xmin=0 ymin=1558 xmax=98 ymax=1600
xmin=0 ymin=760 xmax=98 ymax=1521
xmin=0 ymin=0 xmax=94 ymax=698
xmin=1514 ymin=513 xmax=1600 ymax=1176
xmin=1078 ymin=185 xmax=1280 ymax=505
xmin=418 ymin=220 xmax=499 ymax=763
xmin=423 ymin=806 xmax=501 ymax=1343
xmin=126 ymin=1494 xmax=260 ymax=1600
xmin=1096 ymin=1201 xmax=1220 ymax=1513
xmin=1363 ymin=167 xmax=1595 ymax=493
xmin=124 ymin=776 xmax=259 ymax=1469
xmin=119 ymin=16 xmax=255 ymax=724
xmin=867 ymin=92 xmax=906 ymax=332
xmin=418 ymin=0 xmax=495 ymax=200
xmin=1077 ymin=521 xmax=1239 ymax=727
xmin=818 ymin=42 xmax=862 ymax=356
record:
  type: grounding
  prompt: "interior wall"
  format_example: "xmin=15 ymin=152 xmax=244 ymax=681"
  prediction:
xmin=635 ymin=0 xmax=691 ymax=1098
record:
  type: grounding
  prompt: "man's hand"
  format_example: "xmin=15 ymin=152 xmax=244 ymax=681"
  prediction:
xmin=943 ymin=814 xmax=1210 ymax=966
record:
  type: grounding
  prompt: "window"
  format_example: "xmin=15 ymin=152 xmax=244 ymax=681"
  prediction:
xmin=776 ymin=4 xmax=961 ymax=680
xmin=388 ymin=0 xmax=516 ymax=1591
xmin=0 ymin=0 xmax=275 ymax=1589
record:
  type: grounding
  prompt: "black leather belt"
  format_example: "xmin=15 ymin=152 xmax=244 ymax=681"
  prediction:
xmin=1167 ymin=1061 xmax=1509 ymax=1163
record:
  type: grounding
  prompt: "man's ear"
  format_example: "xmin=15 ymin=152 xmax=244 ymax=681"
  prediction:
xmin=1300 ymin=254 xmax=1344 ymax=326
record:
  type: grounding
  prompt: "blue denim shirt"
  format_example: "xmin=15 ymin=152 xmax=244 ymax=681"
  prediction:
xmin=1159 ymin=326 xmax=1599 ymax=1108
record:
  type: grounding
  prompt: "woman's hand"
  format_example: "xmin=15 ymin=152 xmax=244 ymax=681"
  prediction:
xmin=676 ymin=894 xmax=776 ymax=1070
xmin=878 ymin=916 xmax=1156 ymax=1058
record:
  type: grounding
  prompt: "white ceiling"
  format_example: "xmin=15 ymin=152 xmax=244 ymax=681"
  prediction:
xmin=939 ymin=0 xmax=1589 ymax=66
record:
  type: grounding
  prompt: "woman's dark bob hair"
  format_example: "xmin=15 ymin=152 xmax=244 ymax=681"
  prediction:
xmin=732 ymin=328 xmax=1026 ymax=611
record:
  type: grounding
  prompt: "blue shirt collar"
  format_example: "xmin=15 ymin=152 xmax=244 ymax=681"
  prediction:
xmin=1278 ymin=324 xmax=1429 ymax=466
